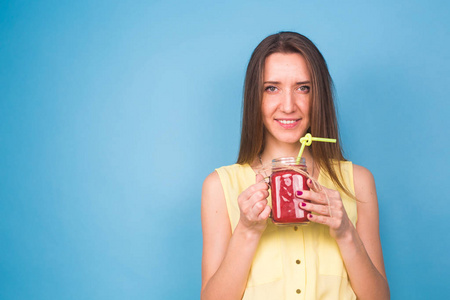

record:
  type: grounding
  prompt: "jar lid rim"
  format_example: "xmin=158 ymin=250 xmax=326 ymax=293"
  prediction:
xmin=271 ymin=156 xmax=306 ymax=164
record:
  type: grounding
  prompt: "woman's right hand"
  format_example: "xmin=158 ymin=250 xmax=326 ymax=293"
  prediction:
xmin=237 ymin=173 xmax=271 ymax=234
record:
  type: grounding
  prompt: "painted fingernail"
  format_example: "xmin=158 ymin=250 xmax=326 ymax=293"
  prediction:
xmin=308 ymin=214 xmax=313 ymax=218
xmin=301 ymin=202 xmax=306 ymax=207
xmin=296 ymin=191 xmax=303 ymax=196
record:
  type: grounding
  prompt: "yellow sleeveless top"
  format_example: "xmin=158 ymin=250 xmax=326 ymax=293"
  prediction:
xmin=216 ymin=162 xmax=357 ymax=300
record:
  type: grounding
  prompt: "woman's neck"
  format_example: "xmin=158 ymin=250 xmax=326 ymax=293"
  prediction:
xmin=260 ymin=142 xmax=302 ymax=162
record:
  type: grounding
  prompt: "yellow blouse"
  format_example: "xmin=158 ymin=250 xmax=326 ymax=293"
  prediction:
xmin=216 ymin=162 xmax=357 ymax=300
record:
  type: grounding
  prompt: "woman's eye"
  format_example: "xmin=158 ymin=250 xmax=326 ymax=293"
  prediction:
xmin=298 ymin=85 xmax=310 ymax=93
xmin=265 ymin=86 xmax=278 ymax=93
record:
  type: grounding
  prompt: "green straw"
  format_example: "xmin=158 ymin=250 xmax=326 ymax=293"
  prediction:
xmin=296 ymin=133 xmax=337 ymax=163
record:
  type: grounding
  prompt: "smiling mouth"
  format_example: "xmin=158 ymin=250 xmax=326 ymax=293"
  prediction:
xmin=277 ymin=119 xmax=299 ymax=125
xmin=275 ymin=119 xmax=301 ymax=128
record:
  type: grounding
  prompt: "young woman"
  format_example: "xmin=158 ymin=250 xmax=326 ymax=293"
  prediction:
xmin=201 ymin=32 xmax=389 ymax=300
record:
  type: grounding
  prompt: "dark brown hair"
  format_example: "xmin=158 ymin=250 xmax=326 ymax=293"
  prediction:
xmin=237 ymin=31 xmax=352 ymax=197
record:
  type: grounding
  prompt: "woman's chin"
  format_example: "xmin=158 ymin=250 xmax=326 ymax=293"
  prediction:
xmin=274 ymin=136 xmax=303 ymax=145
xmin=265 ymin=130 xmax=307 ymax=146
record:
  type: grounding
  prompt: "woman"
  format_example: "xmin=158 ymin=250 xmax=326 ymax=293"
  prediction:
xmin=201 ymin=32 xmax=389 ymax=300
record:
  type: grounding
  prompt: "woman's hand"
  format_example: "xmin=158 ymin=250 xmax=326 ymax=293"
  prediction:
xmin=296 ymin=179 xmax=353 ymax=240
xmin=237 ymin=173 xmax=271 ymax=234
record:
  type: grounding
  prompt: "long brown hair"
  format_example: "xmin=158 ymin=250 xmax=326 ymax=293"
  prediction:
xmin=237 ymin=32 xmax=352 ymax=197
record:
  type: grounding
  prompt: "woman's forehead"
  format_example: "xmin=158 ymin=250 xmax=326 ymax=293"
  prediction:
xmin=263 ymin=53 xmax=311 ymax=82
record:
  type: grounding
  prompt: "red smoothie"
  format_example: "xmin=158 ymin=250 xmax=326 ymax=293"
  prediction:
xmin=271 ymin=168 xmax=310 ymax=225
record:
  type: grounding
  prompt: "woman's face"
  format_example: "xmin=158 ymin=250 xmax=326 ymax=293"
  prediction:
xmin=261 ymin=52 xmax=312 ymax=146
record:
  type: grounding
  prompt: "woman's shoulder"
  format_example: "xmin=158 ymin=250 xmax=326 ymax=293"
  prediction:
xmin=326 ymin=160 xmax=375 ymax=196
xmin=351 ymin=163 xmax=376 ymax=200
xmin=215 ymin=163 xmax=249 ymax=173
xmin=214 ymin=163 xmax=252 ymax=180
xmin=203 ymin=163 xmax=250 ymax=187
xmin=203 ymin=169 xmax=221 ymax=189
xmin=330 ymin=160 xmax=373 ymax=180
xmin=352 ymin=163 xmax=375 ymax=184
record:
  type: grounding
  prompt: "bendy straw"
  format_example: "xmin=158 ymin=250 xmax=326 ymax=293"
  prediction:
xmin=296 ymin=133 xmax=337 ymax=164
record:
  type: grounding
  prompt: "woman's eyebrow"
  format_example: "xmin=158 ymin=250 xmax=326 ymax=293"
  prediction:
xmin=263 ymin=81 xmax=311 ymax=84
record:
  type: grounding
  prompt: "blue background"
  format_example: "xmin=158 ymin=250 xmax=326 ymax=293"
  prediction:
xmin=1 ymin=0 xmax=449 ymax=299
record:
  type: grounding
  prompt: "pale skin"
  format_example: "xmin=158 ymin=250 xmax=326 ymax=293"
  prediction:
xmin=201 ymin=53 xmax=389 ymax=299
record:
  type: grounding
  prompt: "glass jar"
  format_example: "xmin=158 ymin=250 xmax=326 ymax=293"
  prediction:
xmin=270 ymin=157 xmax=310 ymax=225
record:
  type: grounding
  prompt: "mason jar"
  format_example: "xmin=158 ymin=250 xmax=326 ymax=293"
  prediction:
xmin=270 ymin=157 xmax=310 ymax=225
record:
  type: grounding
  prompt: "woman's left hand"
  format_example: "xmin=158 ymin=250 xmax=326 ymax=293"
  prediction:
xmin=296 ymin=179 xmax=353 ymax=240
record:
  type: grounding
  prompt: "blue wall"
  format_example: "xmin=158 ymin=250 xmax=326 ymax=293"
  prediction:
xmin=1 ymin=0 xmax=449 ymax=299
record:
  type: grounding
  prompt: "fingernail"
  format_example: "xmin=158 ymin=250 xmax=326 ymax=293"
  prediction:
xmin=301 ymin=202 xmax=306 ymax=207
xmin=308 ymin=214 xmax=313 ymax=218
xmin=296 ymin=191 xmax=303 ymax=196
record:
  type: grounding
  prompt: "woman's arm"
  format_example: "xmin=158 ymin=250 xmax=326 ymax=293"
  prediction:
xmin=297 ymin=165 xmax=390 ymax=300
xmin=201 ymin=171 xmax=270 ymax=300
xmin=342 ymin=165 xmax=389 ymax=299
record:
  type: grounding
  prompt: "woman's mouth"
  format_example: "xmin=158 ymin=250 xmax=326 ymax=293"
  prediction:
xmin=276 ymin=119 xmax=301 ymax=129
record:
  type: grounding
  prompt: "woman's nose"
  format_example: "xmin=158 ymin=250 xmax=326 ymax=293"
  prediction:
xmin=280 ymin=91 xmax=295 ymax=113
